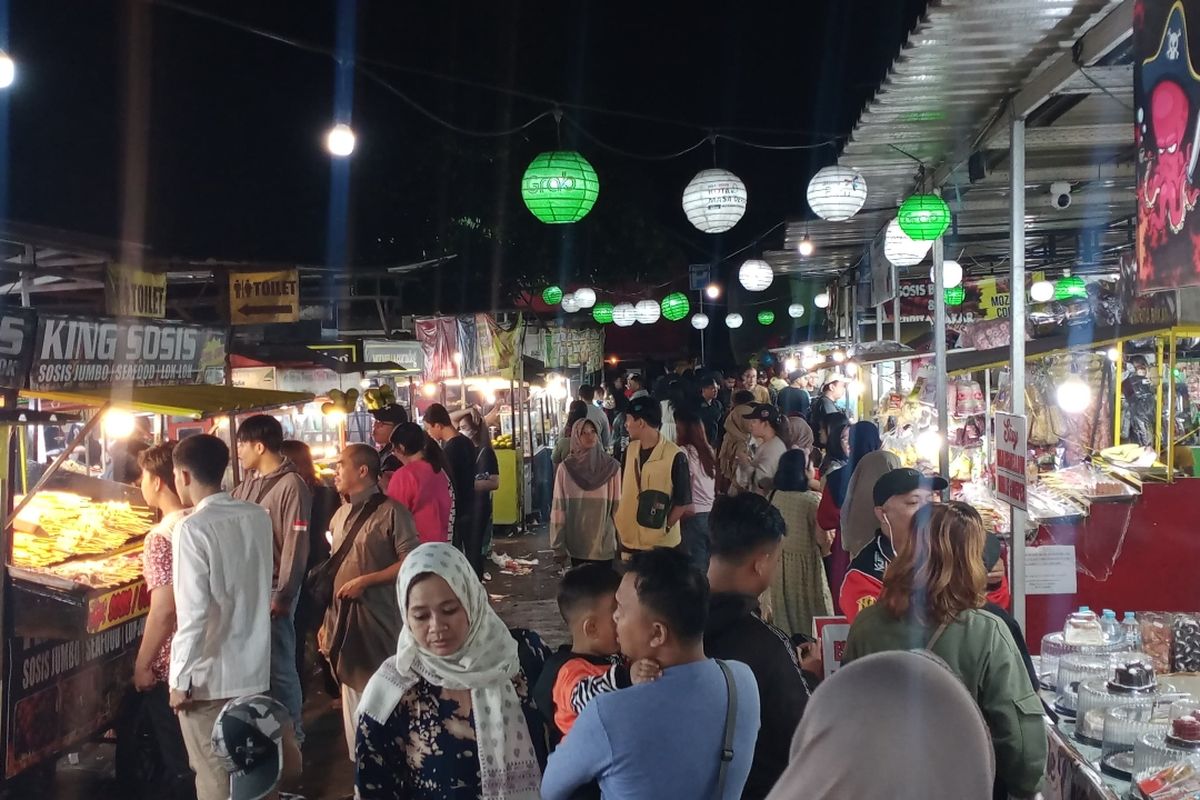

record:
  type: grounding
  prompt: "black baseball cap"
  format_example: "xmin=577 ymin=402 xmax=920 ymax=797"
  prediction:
xmin=626 ymin=396 xmax=662 ymax=427
xmin=742 ymin=403 xmax=782 ymax=425
xmin=371 ymin=405 xmax=409 ymax=425
xmin=872 ymin=468 xmax=949 ymax=507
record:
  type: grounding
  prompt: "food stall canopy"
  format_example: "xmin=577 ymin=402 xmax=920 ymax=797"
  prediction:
xmin=944 ymin=324 xmax=1170 ymax=376
xmin=228 ymin=342 xmax=418 ymax=375
xmin=0 ymin=409 xmax=80 ymax=425
xmin=20 ymin=385 xmax=313 ymax=419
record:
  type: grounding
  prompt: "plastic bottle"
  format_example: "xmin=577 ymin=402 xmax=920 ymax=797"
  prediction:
xmin=1122 ymin=612 xmax=1142 ymax=650
xmin=1101 ymin=610 xmax=1120 ymax=644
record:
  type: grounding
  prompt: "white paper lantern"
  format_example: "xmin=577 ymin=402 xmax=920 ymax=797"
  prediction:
xmin=682 ymin=168 xmax=747 ymax=233
xmin=930 ymin=260 xmax=963 ymax=288
xmin=1030 ymin=280 xmax=1054 ymax=303
xmin=788 ymin=303 xmax=805 ymax=319
xmin=884 ymin=218 xmax=932 ymax=267
xmin=814 ymin=291 xmax=831 ymax=309
xmin=612 ymin=303 xmax=636 ymax=327
xmin=806 ymin=166 xmax=868 ymax=221
xmin=560 ymin=292 xmax=581 ymax=313
xmin=573 ymin=287 xmax=596 ymax=308
xmin=634 ymin=299 xmax=661 ymax=324
xmin=691 ymin=313 xmax=710 ymax=330
xmin=725 ymin=313 xmax=744 ymax=329
xmin=738 ymin=259 xmax=774 ymax=292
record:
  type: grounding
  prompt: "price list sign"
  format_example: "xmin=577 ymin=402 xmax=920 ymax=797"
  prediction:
xmin=994 ymin=412 xmax=1028 ymax=510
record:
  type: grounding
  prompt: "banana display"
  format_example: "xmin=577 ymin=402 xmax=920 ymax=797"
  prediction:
xmin=12 ymin=491 xmax=153 ymax=569
xmin=29 ymin=550 xmax=144 ymax=588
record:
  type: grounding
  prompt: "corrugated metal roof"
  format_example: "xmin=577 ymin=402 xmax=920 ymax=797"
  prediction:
xmin=768 ymin=0 xmax=1133 ymax=283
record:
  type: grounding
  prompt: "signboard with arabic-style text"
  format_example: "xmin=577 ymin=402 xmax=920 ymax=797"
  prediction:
xmin=995 ymin=412 xmax=1028 ymax=510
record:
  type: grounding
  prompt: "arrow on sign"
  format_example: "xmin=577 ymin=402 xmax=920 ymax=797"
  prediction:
xmin=238 ymin=304 xmax=292 ymax=316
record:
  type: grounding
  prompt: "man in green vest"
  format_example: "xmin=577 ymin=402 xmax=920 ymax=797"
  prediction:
xmin=615 ymin=397 xmax=694 ymax=556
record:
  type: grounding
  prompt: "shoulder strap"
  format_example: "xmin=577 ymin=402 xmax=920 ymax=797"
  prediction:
xmin=714 ymin=659 xmax=738 ymax=800
xmin=328 ymin=494 xmax=387 ymax=576
xmin=252 ymin=471 xmax=288 ymax=505
xmin=925 ymin=621 xmax=951 ymax=651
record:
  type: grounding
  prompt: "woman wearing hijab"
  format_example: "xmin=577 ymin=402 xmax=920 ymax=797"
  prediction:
xmin=768 ymin=450 xmax=834 ymax=639
xmin=817 ymin=418 xmax=864 ymax=609
xmin=550 ymin=418 xmax=622 ymax=567
xmin=843 ymin=503 xmax=1046 ymax=799
xmin=717 ymin=391 xmax=756 ymax=495
xmin=765 ymin=650 xmax=995 ymax=800
xmin=553 ymin=402 xmax=592 ymax=466
xmin=838 ymin=447 xmax=900 ymax=559
xmin=356 ymin=543 xmax=549 ymax=800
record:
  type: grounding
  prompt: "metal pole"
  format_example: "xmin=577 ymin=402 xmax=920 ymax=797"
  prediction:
xmin=892 ymin=261 xmax=902 ymax=393
xmin=1168 ymin=331 xmax=1178 ymax=481
xmin=1010 ymin=115 xmax=1028 ymax=632
xmin=1155 ymin=337 xmax=1165 ymax=456
xmin=698 ymin=290 xmax=706 ymax=366
xmin=1113 ymin=341 xmax=1123 ymax=447
xmin=933 ymin=204 xmax=949 ymax=485
xmin=875 ymin=307 xmax=885 ymax=400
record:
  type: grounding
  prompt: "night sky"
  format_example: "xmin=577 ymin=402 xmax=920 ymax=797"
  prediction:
xmin=8 ymin=0 xmax=926 ymax=309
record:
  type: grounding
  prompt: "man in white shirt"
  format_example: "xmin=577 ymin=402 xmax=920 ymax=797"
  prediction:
xmin=169 ymin=434 xmax=275 ymax=800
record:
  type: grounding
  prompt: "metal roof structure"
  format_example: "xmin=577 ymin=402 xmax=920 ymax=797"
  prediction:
xmin=768 ymin=0 xmax=1135 ymax=285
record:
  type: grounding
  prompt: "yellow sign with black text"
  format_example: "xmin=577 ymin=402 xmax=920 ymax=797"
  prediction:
xmin=229 ymin=269 xmax=300 ymax=325
xmin=106 ymin=264 xmax=167 ymax=318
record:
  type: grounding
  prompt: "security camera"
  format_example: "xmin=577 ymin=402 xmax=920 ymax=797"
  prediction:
xmin=1050 ymin=181 xmax=1072 ymax=210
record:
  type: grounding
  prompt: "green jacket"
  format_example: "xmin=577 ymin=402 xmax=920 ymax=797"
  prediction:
xmin=844 ymin=606 xmax=1046 ymax=798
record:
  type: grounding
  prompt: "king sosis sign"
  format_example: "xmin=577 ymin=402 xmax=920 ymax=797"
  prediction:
xmin=0 ymin=309 xmax=35 ymax=392
xmin=29 ymin=314 xmax=227 ymax=390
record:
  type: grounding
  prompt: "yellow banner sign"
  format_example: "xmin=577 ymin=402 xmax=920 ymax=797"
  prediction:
xmin=106 ymin=264 xmax=167 ymax=318
xmin=86 ymin=579 xmax=151 ymax=634
xmin=229 ymin=269 xmax=300 ymax=325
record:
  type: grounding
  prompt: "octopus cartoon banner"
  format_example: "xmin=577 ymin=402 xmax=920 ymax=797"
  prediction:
xmin=1136 ymin=0 xmax=1200 ymax=291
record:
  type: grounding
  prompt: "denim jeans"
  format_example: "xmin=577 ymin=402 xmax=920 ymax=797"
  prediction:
xmin=680 ymin=512 xmax=711 ymax=573
xmin=271 ymin=593 xmax=304 ymax=744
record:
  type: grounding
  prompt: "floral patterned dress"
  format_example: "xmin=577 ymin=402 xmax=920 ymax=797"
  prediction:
xmin=355 ymin=629 xmax=551 ymax=799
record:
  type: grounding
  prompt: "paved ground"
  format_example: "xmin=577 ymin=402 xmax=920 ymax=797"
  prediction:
xmin=29 ymin=525 xmax=565 ymax=800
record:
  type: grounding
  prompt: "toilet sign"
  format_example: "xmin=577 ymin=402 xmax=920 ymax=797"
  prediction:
xmin=995 ymin=412 xmax=1028 ymax=510
xmin=228 ymin=269 xmax=300 ymax=325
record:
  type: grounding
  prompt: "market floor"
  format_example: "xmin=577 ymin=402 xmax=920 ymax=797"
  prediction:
xmin=31 ymin=526 xmax=566 ymax=800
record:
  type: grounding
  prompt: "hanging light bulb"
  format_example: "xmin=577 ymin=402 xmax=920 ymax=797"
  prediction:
xmin=326 ymin=123 xmax=357 ymax=157
xmin=1106 ymin=347 xmax=1120 ymax=362
xmin=844 ymin=361 xmax=859 ymax=376
xmin=725 ymin=313 xmax=744 ymax=329
xmin=690 ymin=313 xmax=710 ymax=330
xmin=1030 ymin=280 xmax=1055 ymax=303
xmin=831 ymin=350 xmax=846 ymax=363
xmin=1056 ymin=375 xmax=1093 ymax=413
xmin=784 ymin=357 xmax=799 ymax=373
xmin=705 ymin=283 xmax=721 ymax=300
xmin=574 ymin=287 xmax=597 ymax=308
xmin=915 ymin=429 xmax=944 ymax=462
xmin=930 ymin=260 xmax=963 ymax=288
xmin=788 ymin=303 xmax=805 ymax=319
xmin=801 ymin=354 xmax=821 ymax=370
xmin=0 ymin=52 xmax=16 ymax=89
xmin=814 ymin=292 xmax=831 ymax=309
xmin=798 ymin=236 xmax=815 ymax=257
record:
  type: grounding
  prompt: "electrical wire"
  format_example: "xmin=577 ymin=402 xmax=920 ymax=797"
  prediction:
xmin=562 ymin=117 xmax=710 ymax=161
xmin=148 ymin=0 xmax=848 ymax=151
xmin=1074 ymin=66 xmax=1135 ymax=113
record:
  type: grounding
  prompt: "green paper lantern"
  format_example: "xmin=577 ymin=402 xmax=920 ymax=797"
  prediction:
xmin=521 ymin=151 xmax=600 ymax=224
xmin=661 ymin=292 xmax=690 ymax=322
xmin=944 ymin=286 xmax=965 ymax=306
xmin=757 ymin=310 xmax=776 ymax=325
xmin=542 ymin=285 xmax=563 ymax=305
xmin=1054 ymin=275 xmax=1087 ymax=301
xmin=592 ymin=302 xmax=614 ymax=324
xmin=897 ymin=194 xmax=951 ymax=241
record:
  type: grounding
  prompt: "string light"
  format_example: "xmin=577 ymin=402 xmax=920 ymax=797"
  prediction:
xmin=326 ymin=123 xmax=356 ymax=157
xmin=1030 ymin=280 xmax=1055 ymax=303
xmin=814 ymin=292 xmax=831 ymax=309
xmin=1056 ymin=375 xmax=1093 ymax=413
xmin=797 ymin=236 xmax=815 ymax=257
xmin=0 ymin=53 xmax=16 ymax=89
xmin=705 ymin=283 xmax=721 ymax=300
xmin=930 ymin=260 xmax=963 ymax=288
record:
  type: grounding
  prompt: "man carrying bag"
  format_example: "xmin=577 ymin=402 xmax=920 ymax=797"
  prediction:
xmin=615 ymin=397 xmax=694 ymax=556
xmin=314 ymin=444 xmax=419 ymax=758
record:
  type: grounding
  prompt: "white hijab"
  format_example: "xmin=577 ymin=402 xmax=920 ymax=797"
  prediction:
xmin=357 ymin=543 xmax=541 ymax=799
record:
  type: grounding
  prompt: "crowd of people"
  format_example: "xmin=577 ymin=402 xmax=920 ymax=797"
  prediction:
xmin=123 ymin=363 xmax=1047 ymax=800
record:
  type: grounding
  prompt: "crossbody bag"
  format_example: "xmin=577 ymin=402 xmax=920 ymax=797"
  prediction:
xmin=714 ymin=659 xmax=739 ymax=800
xmin=303 ymin=493 xmax=387 ymax=613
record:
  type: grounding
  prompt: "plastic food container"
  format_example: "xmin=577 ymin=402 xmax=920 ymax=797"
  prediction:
xmin=1056 ymin=652 xmax=1143 ymax=718
xmin=1134 ymin=710 xmax=1200 ymax=776
xmin=1039 ymin=631 xmax=1125 ymax=690
xmin=1100 ymin=702 xmax=1172 ymax=779
xmin=1076 ymin=667 xmax=1172 ymax=747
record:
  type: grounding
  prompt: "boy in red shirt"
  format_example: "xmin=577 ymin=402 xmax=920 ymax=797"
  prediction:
xmin=534 ymin=564 xmax=659 ymax=743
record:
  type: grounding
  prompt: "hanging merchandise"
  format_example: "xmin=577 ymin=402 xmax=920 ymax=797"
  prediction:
xmin=521 ymin=150 xmax=600 ymax=224
xmin=661 ymin=292 xmax=690 ymax=322
xmin=806 ymin=165 xmax=868 ymax=222
xmin=592 ymin=302 xmax=614 ymax=324
xmin=930 ymin=260 xmax=964 ymax=288
xmin=560 ymin=292 xmax=581 ymax=313
xmin=945 ymin=286 xmax=965 ymax=305
xmin=725 ymin=313 xmax=744 ymax=328
xmin=691 ymin=312 xmax=710 ymax=329
xmin=542 ymin=285 xmax=563 ymax=305
xmin=612 ymin=303 xmax=636 ymax=327
xmin=788 ymin=303 xmax=805 ymax=319
xmin=322 ymin=387 xmax=359 ymax=417
xmin=574 ymin=287 xmax=597 ymax=308
xmin=634 ymin=299 xmax=661 ymax=324
xmin=363 ymin=382 xmax=396 ymax=410
xmin=738 ymin=259 xmax=774 ymax=291
xmin=682 ymin=168 xmax=747 ymax=233
xmin=1055 ymin=275 xmax=1087 ymax=301
xmin=897 ymin=194 xmax=951 ymax=240
xmin=814 ymin=291 xmax=831 ymax=309
xmin=757 ymin=310 xmax=775 ymax=325
xmin=883 ymin=218 xmax=932 ymax=267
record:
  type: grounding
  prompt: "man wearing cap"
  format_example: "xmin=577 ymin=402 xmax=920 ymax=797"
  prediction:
xmin=740 ymin=403 xmax=788 ymax=494
xmin=839 ymin=468 xmax=1011 ymax=624
xmin=809 ymin=377 xmax=845 ymax=449
xmin=370 ymin=405 xmax=408 ymax=489
xmin=614 ymin=396 xmax=693 ymax=554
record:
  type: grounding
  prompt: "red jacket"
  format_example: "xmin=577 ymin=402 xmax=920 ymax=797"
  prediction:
xmin=840 ymin=532 xmax=1011 ymax=624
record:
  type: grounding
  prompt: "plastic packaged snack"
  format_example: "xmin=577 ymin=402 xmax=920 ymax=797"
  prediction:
xmin=1142 ymin=613 xmax=1175 ymax=675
